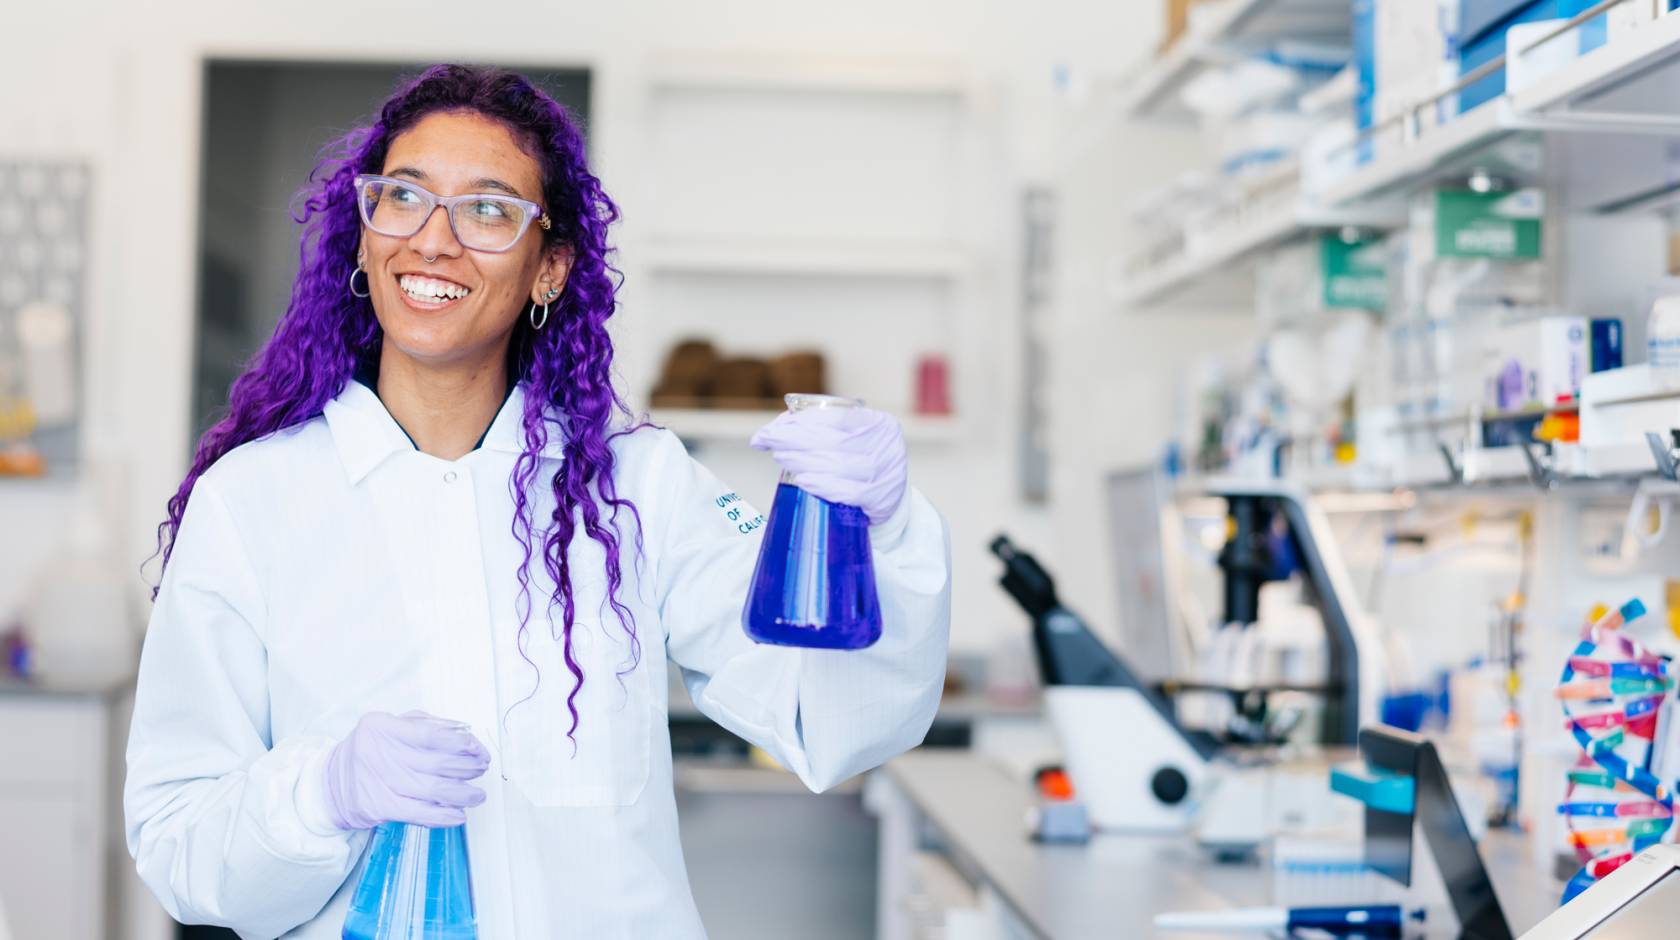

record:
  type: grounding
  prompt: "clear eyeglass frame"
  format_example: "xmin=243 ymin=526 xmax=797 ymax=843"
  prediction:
xmin=353 ymin=173 xmax=551 ymax=254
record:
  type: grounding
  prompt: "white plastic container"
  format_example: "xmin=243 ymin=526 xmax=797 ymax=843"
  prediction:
xmin=1647 ymin=294 xmax=1680 ymax=378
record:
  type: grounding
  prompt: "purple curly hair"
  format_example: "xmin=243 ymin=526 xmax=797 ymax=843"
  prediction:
xmin=155 ymin=64 xmax=641 ymax=739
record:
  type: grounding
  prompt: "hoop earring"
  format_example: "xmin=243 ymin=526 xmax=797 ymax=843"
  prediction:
xmin=349 ymin=266 xmax=371 ymax=299
xmin=529 ymin=300 xmax=549 ymax=331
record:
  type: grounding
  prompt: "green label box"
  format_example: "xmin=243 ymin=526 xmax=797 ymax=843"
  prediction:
xmin=1435 ymin=189 xmax=1544 ymax=260
xmin=1321 ymin=233 xmax=1387 ymax=310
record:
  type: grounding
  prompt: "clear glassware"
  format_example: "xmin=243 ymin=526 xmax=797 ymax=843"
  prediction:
xmin=742 ymin=394 xmax=883 ymax=650
xmin=342 ymin=823 xmax=477 ymax=940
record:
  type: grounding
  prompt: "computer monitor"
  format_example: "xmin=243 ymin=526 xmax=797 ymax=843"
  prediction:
xmin=1361 ymin=726 xmax=1512 ymax=940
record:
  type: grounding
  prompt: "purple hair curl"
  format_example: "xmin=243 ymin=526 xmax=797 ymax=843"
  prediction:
xmin=155 ymin=64 xmax=641 ymax=739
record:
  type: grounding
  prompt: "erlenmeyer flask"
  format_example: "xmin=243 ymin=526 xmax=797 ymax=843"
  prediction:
xmin=743 ymin=394 xmax=882 ymax=650
xmin=342 ymin=823 xmax=477 ymax=940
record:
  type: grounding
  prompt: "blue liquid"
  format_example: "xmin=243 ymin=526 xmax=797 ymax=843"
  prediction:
xmin=343 ymin=823 xmax=477 ymax=940
xmin=743 ymin=482 xmax=881 ymax=649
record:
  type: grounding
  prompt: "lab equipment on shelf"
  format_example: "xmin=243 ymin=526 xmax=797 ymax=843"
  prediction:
xmin=742 ymin=394 xmax=882 ymax=650
xmin=990 ymin=533 xmax=1213 ymax=833
xmin=1648 ymin=294 xmax=1680 ymax=379
xmin=343 ymin=822 xmax=477 ymax=940
xmin=1194 ymin=478 xmax=1382 ymax=746
xmin=1553 ymin=599 xmax=1676 ymax=903
xmin=1104 ymin=469 xmax=1382 ymax=747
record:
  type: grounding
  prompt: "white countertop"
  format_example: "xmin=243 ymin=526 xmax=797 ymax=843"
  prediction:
xmin=883 ymin=750 xmax=1561 ymax=940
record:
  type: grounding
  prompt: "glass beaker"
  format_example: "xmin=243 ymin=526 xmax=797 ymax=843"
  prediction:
xmin=743 ymin=394 xmax=883 ymax=650
xmin=343 ymin=823 xmax=477 ymax=940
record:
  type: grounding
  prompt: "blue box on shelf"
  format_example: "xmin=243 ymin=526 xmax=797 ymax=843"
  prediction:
xmin=1591 ymin=318 xmax=1624 ymax=374
xmin=1458 ymin=0 xmax=1607 ymax=112
xmin=1353 ymin=0 xmax=1376 ymax=164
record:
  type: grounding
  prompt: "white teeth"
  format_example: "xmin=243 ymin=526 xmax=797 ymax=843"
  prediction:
xmin=398 ymin=274 xmax=470 ymax=301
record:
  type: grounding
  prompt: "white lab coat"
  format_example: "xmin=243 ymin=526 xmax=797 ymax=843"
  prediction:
xmin=124 ymin=379 xmax=951 ymax=939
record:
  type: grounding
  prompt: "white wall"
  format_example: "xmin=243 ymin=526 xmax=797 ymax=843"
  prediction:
xmin=1 ymin=0 xmax=1192 ymax=660
xmin=1046 ymin=106 xmax=1259 ymax=648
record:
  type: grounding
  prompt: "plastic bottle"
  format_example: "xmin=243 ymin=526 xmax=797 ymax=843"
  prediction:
xmin=1646 ymin=293 xmax=1680 ymax=382
xmin=342 ymin=823 xmax=476 ymax=940
xmin=742 ymin=394 xmax=882 ymax=650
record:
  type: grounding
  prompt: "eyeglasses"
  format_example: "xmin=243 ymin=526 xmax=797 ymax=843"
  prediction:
xmin=353 ymin=174 xmax=551 ymax=253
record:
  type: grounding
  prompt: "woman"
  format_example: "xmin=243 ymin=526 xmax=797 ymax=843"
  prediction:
xmin=125 ymin=64 xmax=951 ymax=938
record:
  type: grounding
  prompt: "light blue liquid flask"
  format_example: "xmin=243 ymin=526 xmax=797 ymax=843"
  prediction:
xmin=743 ymin=394 xmax=882 ymax=650
xmin=342 ymin=823 xmax=477 ymax=940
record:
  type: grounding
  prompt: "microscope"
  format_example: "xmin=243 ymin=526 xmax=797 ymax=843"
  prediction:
xmin=991 ymin=535 xmax=1215 ymax=833
xmin=991 ymin=480 xmax=1383 ymax=844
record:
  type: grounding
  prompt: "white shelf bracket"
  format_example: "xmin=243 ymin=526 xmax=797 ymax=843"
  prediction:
xmin=1646 ymin=430 xmax=1680 ymax=482
xmin=1507 ymin=110 xmax=1680 ymax=136
xmin=1439 ymin=444 xmax=1465 ymax=485
xmin=1518 ymin=438 xmax=1558 ymax=491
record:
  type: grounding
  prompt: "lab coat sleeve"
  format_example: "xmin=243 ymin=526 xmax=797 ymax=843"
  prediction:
xmin=124 ymin=476 xmax=363 ymax=938
xmin=655 ymin=433 xmax=951 ymax=792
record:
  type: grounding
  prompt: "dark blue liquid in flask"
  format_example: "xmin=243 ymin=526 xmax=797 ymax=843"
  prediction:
xmin=743 ymin=395 xmax=882 ymax=650
xmin=343 ymin=823 xmax=477 ymax=940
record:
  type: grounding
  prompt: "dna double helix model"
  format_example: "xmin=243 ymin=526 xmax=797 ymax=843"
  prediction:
xmin=1555 ymin=599 xmax=1676 ymax=903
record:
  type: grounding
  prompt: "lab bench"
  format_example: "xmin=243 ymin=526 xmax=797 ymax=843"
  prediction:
xmin=667 ymin=683 xmax=1042 ymax=939
xmin=871 ymin=750 xmax=1564 ymax=940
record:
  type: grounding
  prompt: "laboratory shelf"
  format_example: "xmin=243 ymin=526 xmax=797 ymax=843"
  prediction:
xmin=1113 ymin=191 xmax=1403 ymax=309
xmin=1180 ymin=439 xmax=1674 ymax=501
xmin=650 ymin=408 xmax=963 ymax=445
xmin=1510 ymin=5 xmax=1680 ymax=120
xmin=1555 ymin=441 xmax=1662 ymax=479
xmin=1315 ymin=7 xmax=1680 ymax=211
xmin=1391 ymin=451 xmax=1457 ymax=490
xmin=1183 ymin=458 xmax=1565 ymax=499
xmin=1118 ymin=0 xmax=1354 ymax=120
xmin=642 ymin=238 xmax=971 ymax=280
xmin=1459 ymin=445 xmax=1533 ymax=485
xmin=1315 ymin=101 xmax=1520 ymax=209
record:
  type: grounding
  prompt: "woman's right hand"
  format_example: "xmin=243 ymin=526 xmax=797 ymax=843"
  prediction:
xmin=322 ymin=711 xmax=490 ymax=830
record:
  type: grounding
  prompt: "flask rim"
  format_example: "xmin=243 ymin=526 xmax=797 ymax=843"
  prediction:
xmin=785 ymin=393 xmax=864 ymax=411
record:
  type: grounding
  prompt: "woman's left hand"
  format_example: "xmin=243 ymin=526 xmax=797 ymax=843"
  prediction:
xmin=751 ymin=406 xmax=908 ymax=525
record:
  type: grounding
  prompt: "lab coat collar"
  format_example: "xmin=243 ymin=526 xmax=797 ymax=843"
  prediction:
xmin=322 ymin=380 xmax=566 ymax=485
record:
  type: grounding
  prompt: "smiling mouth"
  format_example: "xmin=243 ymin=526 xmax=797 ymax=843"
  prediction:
xmin=397 ymin=273 xmax=472 ymax=309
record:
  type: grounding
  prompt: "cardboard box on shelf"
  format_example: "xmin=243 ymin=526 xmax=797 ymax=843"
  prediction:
xmin=1160 ymin=0 xmax=1215 ymax=52
xmin=1482 ymin=315 xmax=1589 ymax=413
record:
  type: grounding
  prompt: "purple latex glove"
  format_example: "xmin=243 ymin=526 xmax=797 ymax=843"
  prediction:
xmin=750 ymin=405 xmax=909 ymax=524
xmin=322 ymin=711 xmax=490 ymax=831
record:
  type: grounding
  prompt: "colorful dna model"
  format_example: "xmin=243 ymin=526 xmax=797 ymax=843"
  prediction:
xmin=1555 ymin=599 xmax=1676 ymax=903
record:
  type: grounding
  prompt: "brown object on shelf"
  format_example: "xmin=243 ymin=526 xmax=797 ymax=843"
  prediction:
xmin=1160 ymin=0 xmax=1212 ymax=53
xmin=649 ymin=338 xmax=720 ymax=403
xmin=712 ymin=357 xmax=772 ymax=403
xmin=767 ymin=351 xmax=826 ymax=399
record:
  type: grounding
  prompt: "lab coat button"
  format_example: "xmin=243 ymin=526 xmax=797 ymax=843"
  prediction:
xmin=444 ymin=470 xmax=458 ymax=483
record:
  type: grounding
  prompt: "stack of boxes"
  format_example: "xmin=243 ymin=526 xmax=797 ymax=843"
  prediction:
xmin=1348 ymin=0 xmax=1676 ymax=165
